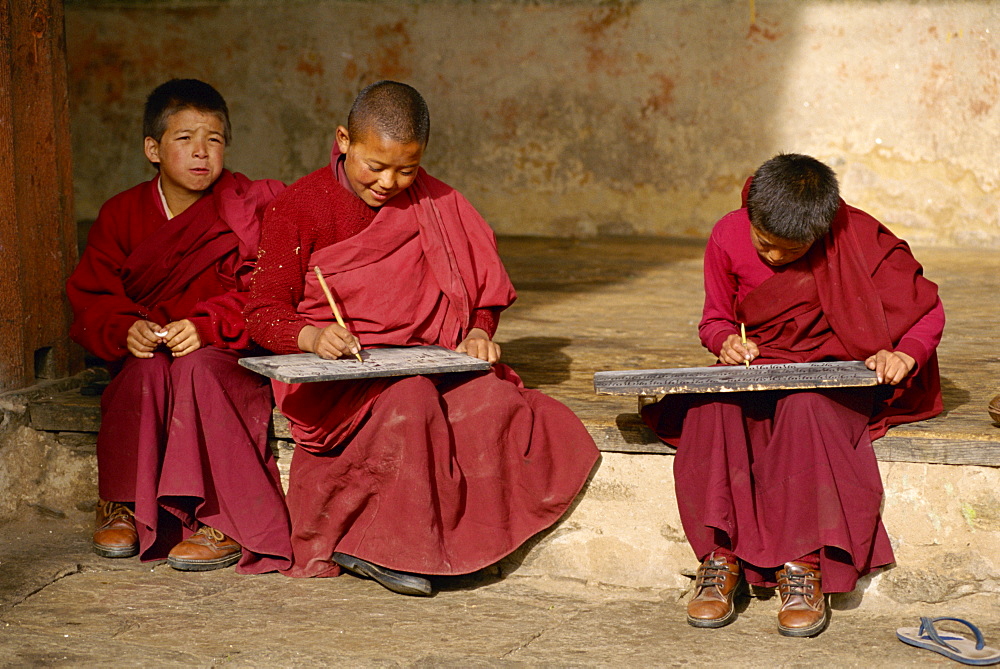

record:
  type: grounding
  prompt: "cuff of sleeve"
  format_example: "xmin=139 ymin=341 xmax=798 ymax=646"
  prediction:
xmin=709 ymin=331 xmax=730 ymax=357
xmin=471 ymin=308 xmax=499 ymax=339
xmin=189 ymin=316 xmax=216 ymax=347
xmin=895 ymin=337 xmax=930 ymax=371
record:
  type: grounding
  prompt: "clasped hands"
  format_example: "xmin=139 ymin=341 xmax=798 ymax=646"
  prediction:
xmin=300 ymin=325 xmax=501 ymax=364
xmin=720 ymin=333 xmax=915 ymax=385
xmin=128 ymin=319 xmax=201 ymax=358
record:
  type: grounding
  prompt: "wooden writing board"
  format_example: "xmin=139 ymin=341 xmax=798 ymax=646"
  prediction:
xmin=240 ymin=346 xmax=490 ymax=384
xmin=594 ymin=361 xmax=878 ymax=396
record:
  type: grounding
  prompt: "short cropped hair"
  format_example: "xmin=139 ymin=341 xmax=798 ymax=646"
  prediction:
xmin=347 ymin=80 xmax=430 ymax=147
xmin=143 ymin=79 xmax=231 ymax=144
xmin=746 ymin=153 xmax=840 ymax=243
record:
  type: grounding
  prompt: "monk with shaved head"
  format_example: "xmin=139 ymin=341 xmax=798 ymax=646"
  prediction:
xmin=246 ymin=81 xmax=599 ymax=596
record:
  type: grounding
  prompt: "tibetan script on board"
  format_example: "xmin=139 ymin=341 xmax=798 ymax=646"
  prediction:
xmin=240 ymin=346 xmax=491 ymax=384
xmin=593 ymin=361 xmax=879 ymax=396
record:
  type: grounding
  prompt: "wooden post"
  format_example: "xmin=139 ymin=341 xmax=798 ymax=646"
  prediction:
xmin=0 ymin=0 xmax=79 ymax=392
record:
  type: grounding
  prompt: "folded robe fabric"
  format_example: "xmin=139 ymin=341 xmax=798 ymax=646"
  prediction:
xmin=253 ymin=158 xmax=600 ymax=577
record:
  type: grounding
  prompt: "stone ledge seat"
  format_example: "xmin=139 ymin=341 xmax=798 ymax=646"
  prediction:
xmin=14 ymin=237 xmax=1000 ymax=603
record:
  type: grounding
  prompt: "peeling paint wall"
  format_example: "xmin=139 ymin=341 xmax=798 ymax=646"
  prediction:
xmin=66 ymin=0 xmax=1000 ymax=245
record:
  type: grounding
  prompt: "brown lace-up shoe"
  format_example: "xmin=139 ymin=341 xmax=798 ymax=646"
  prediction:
xmin=167 ymin=526 xmax=242 ymax=571
xmin=686 ymin=552 xmax=744 ymax=628
xmin=777 ymin=561 xmax=830 ymax=637
xmin=93 ymin=499 xmax=139 ymax=558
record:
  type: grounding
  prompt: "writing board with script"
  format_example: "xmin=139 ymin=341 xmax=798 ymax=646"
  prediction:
xmin=594 ymin=361 xmax=878 ymax=396
xmin=239 ymin=346 xmax=490 ymax=384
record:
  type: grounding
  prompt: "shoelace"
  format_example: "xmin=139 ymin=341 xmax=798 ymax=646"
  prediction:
xmin=779 ymin=570 xmax=816 ymax=597
xmin=101 ymin=501 xmax=134 ymax=522
xmin=193 ymin=526 xmax=227 ymax=542
xmin=696 ymin=560 xmax=732 ymax=589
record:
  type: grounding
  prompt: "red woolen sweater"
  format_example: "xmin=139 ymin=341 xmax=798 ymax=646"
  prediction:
xmin=246 ymin=165 xmax=498 ymax=354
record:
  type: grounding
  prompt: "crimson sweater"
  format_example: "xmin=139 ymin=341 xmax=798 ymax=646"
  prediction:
xmin=246 ymin=164 xmax=498 ymax=354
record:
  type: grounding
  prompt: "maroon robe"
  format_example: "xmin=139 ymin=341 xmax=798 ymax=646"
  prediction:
xmin=642 ymin=191 xmax=943 ymax=593
xmin=67 ymin=171 xmax=292 ymax=574
xmin=250 ymin=162 xmax=600 ymax=578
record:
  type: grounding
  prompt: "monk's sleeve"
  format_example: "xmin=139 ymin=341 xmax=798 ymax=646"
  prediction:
xmin=471 ymin=307 xmax=502 ymax=338
xmin=873 ymin=237 xmax=945 ymax=370
xmin=896 ymin=296 xmax=945 ymax=369
xmin=698 ymin=230 xmax=739 ymax=355
xmin=188 ymin=289 xmax=252 ymax=351
xmin=66 ymin=202 xmax=146 ymax=361
xmin=244 ymin=197 xmax=311 ymax=354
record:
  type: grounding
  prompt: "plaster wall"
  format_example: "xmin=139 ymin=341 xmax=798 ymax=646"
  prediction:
xmin=65 ymin=0 xmax=1000 ymax=245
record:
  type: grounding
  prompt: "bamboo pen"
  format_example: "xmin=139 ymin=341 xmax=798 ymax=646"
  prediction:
xmin=740 ymin=322 xmax=750 ymax=368
xmin=313 ymin=265 xmax=363 ymax=363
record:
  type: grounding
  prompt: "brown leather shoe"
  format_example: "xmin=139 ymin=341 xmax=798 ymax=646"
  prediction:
xmin=167 ymin=526 xmax=242 ymax=571
xmin=93 ymin=499 xmax=138 ymax=558
xmin=686 ymin=552 xmax=744 ymax=628
xmin=777 ymin=561 xmax=830 ymax=637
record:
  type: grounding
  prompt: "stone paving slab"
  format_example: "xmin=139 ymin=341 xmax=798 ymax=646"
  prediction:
xmin=2 ymin=511 xmax=998 ymax=667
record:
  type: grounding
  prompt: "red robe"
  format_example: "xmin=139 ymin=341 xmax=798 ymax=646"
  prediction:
xmin=246 ymin=154 xmax=600 ymax=578
xmin=642 ymin=188 xmax=943 ymax=593
xmin=66 ymin=171 xmax=293 ymax=574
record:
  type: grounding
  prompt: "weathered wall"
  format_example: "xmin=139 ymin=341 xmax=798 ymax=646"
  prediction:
xmin=65 ymin=0 xmax=999 ymax=245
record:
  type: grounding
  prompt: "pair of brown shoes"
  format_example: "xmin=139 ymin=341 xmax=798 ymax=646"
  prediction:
xmin=686 ymin=554 xmax=828 ymax=637
xmin=92 ymin=499 xmax=241 ymax=571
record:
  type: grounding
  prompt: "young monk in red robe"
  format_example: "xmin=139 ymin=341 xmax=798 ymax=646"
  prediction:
xmin=245 ymin=80 xmax=600 ymax=596
xmin=66 ymin=79 xmax=292 ymax=573
xmin=642 ymin=154 xmax=944 ymax=636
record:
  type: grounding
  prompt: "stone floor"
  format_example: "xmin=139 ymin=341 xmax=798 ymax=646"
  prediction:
xmin=2 ymin=510 xmax=998 ymax=667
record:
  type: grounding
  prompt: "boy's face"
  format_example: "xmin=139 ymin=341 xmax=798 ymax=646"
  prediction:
xmin=143 ymin=108 xmax=225 ymax=200
xmin=750 ymin=225 xmax=813 ymax=267
xmin=336 ymin=126 xmax=424 ymax=208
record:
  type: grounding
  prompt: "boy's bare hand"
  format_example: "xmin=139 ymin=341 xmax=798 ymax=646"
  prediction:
xmin=865 ymin=349 xmax=915 ymax=385
xmin=457 ymin=328 xmax=501 ymax=364
xmin=719 ymin=333 xmax=759 ymax=366
xmin=300 ymin=324 xmax=360 ymax=360
xmin=127 ymin=319 xmax=166 ymax=358
xmin=163 ymin=319 xmax=202 ymax=357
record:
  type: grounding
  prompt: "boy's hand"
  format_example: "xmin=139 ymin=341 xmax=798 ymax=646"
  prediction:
xmin=300 ymin=324 xmax=361 ymax=360
xmin=127 ymin=319 xmax=166 ymax=358
xmin=720 ymin=333 xmax=759 ymax=366
xmin=163 ymin=319 xmax=202 ymax=357
xmin=865 ymin=349 xmax=915 ymax=385
xmin=457 ymin=328 xmax=501 ymax=364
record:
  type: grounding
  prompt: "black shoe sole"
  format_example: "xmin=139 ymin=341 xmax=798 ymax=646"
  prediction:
xmin=167 ymin=551 xmax=242 ymax=572
xmin=778 ymin=608 xmax=831 ymax=638
xmin=687 ymin=606 xmax=738 ymax=629
xmin=93 ymin=542 xmax=139 ymax=559
xmin=332 ymin=552 xmax=432 ymax=596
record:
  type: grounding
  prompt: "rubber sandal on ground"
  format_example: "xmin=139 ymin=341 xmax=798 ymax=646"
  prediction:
xmin=897 ymin=617 xmax=1000 ymax=666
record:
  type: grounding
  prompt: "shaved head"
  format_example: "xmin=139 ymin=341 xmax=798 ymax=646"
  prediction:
xmin=347 ymin=80 xmax=430 ymax=147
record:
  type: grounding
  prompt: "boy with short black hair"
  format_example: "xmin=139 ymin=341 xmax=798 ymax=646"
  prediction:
xmin=246 ymin=80 xmax=599 ymax=596
xmin=67 ymin=78 xmax=292 ymax=573
xmin=642 ymin=153 xmax=944 ymax=636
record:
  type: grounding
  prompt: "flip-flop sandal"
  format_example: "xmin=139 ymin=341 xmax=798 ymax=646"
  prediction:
xmin=897 ymin=617 xmax=1000 ymax=666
